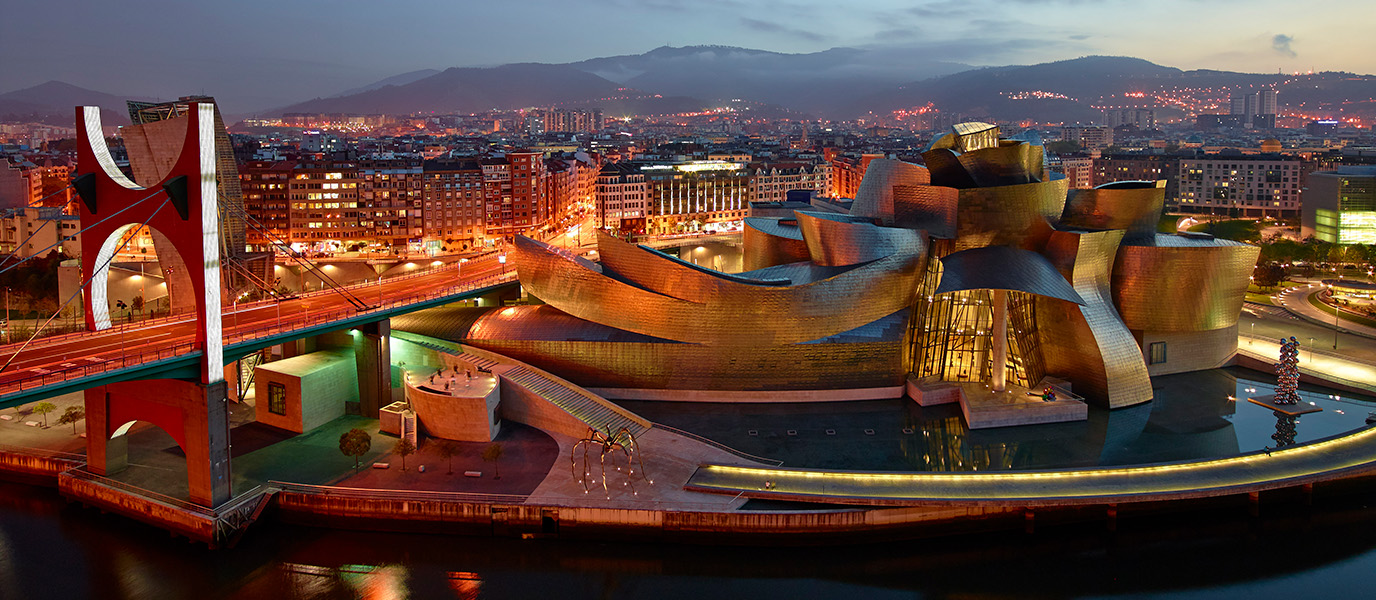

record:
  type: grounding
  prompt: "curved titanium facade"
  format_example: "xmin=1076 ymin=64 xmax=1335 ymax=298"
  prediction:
xmin=956 ymin=142 xmax=1044 ymax=188
xmin=1111 ymin=235 xmax=1259 ymax=332
xmin=892 ymin=184 xmax=959 ymax=237
xmin=850 ymin=159 xmax=931 ymax=225
xmin=742 ymin=217 xmax=810 ymax=271
xmin=953 ymin=175 xmax=1069 ymax=251
xmin=935 ymin=245 xmax=1085 ymax=305
xmin=1041 ymin=229 xmax=1153 ymax=408
xmin=794 ymin=211 xmax=927 ymax=267
xmin=514 ymin=234 xmax=924 ymax=347
xmin=1061 ymin=181 xmax=1166 ymax=244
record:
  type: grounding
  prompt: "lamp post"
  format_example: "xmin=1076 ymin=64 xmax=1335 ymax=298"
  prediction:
xmin=3 ymin=286 xmax=8 ymax=345
xmin=499 ymin=253 xmax=507 ymax=276
xmin=378 ymin=274 xmax=384 ymax=307
xmin=1328 ymin=283 xmax=1338 ymax=349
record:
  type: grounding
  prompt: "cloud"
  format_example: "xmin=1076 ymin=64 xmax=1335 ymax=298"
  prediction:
xmin=1272 ymin=34 xmax=1296 ymax=58
xmin=739 ymin=17 xmax=829 ymax=43
xmin=1069 ymin=34 xmax=1091 ymax=40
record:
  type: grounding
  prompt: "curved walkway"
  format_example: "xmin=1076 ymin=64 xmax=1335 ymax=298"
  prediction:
xmin=686 ymin=424 xmax=1376 ymax=507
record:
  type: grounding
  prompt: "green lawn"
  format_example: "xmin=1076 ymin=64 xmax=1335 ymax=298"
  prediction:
xmin=1158 ymin=214 xmax=1185 ymax=233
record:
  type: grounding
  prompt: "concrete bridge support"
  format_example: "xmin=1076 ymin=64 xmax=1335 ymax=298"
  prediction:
xmin=354 ymin=320 xmax=391 ymax=419
xmin=84 ymin=379 xmax=232 ymax=507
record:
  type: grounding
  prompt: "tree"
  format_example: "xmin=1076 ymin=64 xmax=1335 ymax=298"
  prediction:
xmin=131 ymin=295 xmax=144 ymax=317
xmin=32 ymin=402 xmax=56 ymax=427
xmin=56 ymin=405 xmax=85 ymax=434
xmin=1253 ymin=263 xmax=1287 ymax=290
xmin=482 ymin=442 xmax=504 ymax=479
xmin=394 ymin=437 xmax=417 ymax=472
xmin=1044 ymin=140 xmax=1083 ymax=155
xmin=433 ymin=439 xmax=460 ymax=474
xmin=338 ymin=428 xmax=372 ymax=472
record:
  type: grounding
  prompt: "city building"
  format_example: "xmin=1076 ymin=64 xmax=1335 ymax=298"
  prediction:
xmin=1050 ymin=153 xmax=1094 ymax=190
xmin=1094 ymin=154 xmax=1179 ymax=200
xmin=289 ymin=159 xmax=364 ymax=251
xmin=749 ymin=162 xmax=830 ymax=203
xmin=422 ymin=159 xmax=487 ymax=252
xmin=1303 ymin=166 xmax=1376 ymax=244
xmin=482 ymin=152 xmax=549 ymax=242
xmin=358 ymin=159 xmax=422 ymax=249
xmin=642 ymin=160 xmax=752 ymax=235
xmin=239 ymin=160 xmax=293 ymax=250
xmin=1177 ymin=154 xmax=1302 ymax=217
xmin=0 ymin=206 xmax=80 ymax=258
xmin=1061 ymin=126 xmax=1114 ymax=151
xmin=414 ymin=124 xmax=1256 ymax=423
xmin=595 ymin=162 xmax=648 ymax=233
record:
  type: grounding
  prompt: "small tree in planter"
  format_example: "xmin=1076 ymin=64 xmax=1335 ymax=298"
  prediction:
xmin=433 ymin=439 xmax=460 ymax=474
xmin=482 ymin=442 xmax=504 ymax=479
xmin=32 ymin=402 xmax=56 ymax=427
xmin=57 ymin=405 xmax=85 ymax=434
xmin=339 ymin=428 xmax=372 ymax=472
xmin=394 ymin=437 xmax=417 ymax=472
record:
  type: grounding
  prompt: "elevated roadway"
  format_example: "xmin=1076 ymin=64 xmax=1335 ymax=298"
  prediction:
xmin=0 ymin=255 xmax=517 ymax=406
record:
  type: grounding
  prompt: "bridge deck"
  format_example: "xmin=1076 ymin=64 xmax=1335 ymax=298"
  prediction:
xmin=0 ymin=258 xmax=517 ymax=406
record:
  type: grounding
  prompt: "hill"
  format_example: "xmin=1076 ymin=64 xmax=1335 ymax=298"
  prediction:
xmin=0 ymin=81 xmax=132 ymax=125
xmin=267 ymin=63 xmax=639 ymax=116
xmin=569 ymin=45 xmax=968 ymax=117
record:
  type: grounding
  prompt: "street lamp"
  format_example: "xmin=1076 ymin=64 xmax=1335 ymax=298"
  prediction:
xmin=1329 ymin=283 xmax=1339 ymax=349
xmin=499 ymin=253 xmax=507 ymax=276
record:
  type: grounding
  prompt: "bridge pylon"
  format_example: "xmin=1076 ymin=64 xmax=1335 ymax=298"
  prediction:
xmin=74 ymin=104 xmax=230 ymax=507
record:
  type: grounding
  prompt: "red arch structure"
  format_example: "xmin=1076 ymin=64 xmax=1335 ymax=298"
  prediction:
xmin=74 ymin=104 xmax=230 ymax=507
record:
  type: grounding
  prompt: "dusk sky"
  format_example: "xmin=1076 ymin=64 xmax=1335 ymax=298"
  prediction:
xmin=3 ymin=0 xmax=1373 ymax=112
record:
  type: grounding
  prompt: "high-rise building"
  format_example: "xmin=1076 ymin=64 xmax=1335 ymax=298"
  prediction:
xmin=642 ymin=161 xmax=752 ymax=235
xmin=1227 ymin=90 xmax=1278 ymax=129
xmin=1304 ymin=166 xmax=1376 ymax=244
xmin=1061 ymin=126 xmax=1114 ymax=150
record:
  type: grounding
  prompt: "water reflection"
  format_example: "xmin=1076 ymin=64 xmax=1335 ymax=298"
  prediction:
xmin=620 ymin=367 xmax=1376 ymax=472
xmin=3 ymin=479 xmax=1376 ymax=599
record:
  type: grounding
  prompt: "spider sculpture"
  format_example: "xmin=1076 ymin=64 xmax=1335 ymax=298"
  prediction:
xmin=571 ymin=425 xmax=651 ymax=497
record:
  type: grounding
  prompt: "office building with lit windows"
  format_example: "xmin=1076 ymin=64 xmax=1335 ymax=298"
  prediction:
xmin=1304 ymin=166 xmax=1376 ymax=244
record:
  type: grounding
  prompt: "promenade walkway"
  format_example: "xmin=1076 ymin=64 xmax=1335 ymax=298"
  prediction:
xmin=686 ymin=423 xmax=1376 ymax=507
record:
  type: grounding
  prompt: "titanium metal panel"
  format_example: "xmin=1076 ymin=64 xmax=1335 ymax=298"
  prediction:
xmin=953 ymin=175 xmax=1068 ymax=251
xmin=849 ymin=159 xmax=931 ymax=225
xmin=1061 ymin=180 xmax=1166 ymax=244
xmin=794 ymin=211 xmax=927 ymax=267
xmin=514 ymin=235 xmax=924 ymax=346
xmin=1040 ymin=229 xmax=1153 ymax=408
xmin=956 ymin=142 xmax=1043 ymax=188
xmin=935 ymin=245 xmax=1085 ymax=305
xmin=892 ymin=184 xmax=959 ymax=237
xmin=742 ymin=217 xmax=811 ymax=271
xmin=1112 ymin=234 xmax=1259 ymax=332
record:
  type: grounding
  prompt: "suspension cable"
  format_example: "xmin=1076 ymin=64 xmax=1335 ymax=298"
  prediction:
xmin=219 ymin=196 xmax=371 ymax=310
xmin=0 ymin=182 xmax=79 ymax=271
xmin=0 ymin=196 xmax=174 ymax=375
xmin=0 ymin=187 xmax=166 ymax=276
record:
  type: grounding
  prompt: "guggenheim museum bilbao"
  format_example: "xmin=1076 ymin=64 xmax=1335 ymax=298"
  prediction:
xmin=402 ymin=123 xmax=1258 ymax=415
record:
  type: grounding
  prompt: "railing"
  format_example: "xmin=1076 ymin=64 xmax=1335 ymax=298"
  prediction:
xmin=269 ymin=480 xmax=529 ymax=505
xmin=0 ymin=443 xmax=86 ymax=461
xmin=0 ymin=340 xmax=201 ymax=396
xmin=0 ymin=254 xmax=486 ymax=355
xmin=63 ymin=465 xmax=216 ymax=516
xmin=0 ymin=269 xmax=518 ymax=397
xmin=650 ymin=424 xmax=784 ymax=466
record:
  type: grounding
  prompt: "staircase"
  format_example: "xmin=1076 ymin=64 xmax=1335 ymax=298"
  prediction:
xmin=497 ymin=364 xmax=648 ymax=437
xmin=456 ymin=353 xmax=501 ymax=373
